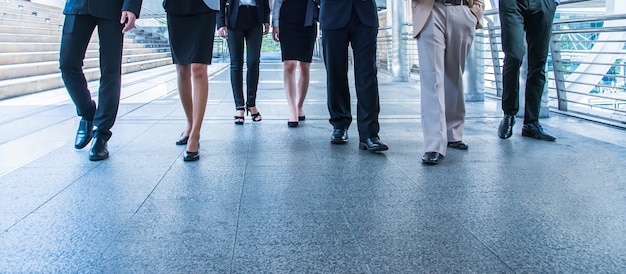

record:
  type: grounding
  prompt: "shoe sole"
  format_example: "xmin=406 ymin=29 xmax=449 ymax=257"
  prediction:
xmin=330 ymin=139 xmax=348 ymax=144
xmin=359 ymin=142 xmax=389 ymax=152
xmin=447 ymin=144 xmax=468 ymax=150
xmin=88 ymin=154 xmax=109 ymax=161
xmin=521 ymin=131 xmax=556 ymax=141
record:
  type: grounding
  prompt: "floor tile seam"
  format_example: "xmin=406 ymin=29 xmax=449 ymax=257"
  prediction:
xmin=306 ymin=138 xmax=374 ymax=273
xmin=93 ymin=105 xmax=191 ymax=257
xmin=98 ymin=155 xmax=181 ymax=260
xmin=338 ymin=208 xmax=374 ymax=274
xmin=387 ymin=158 xmax=517 ymax=271
xmin=229 ymin=128 xmax=255 ymax=273
xmin=0 ymin=155 xmax=99 ymax=235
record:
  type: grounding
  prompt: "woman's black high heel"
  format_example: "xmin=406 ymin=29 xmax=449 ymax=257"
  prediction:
xmin=175 ymin=132 xmax=189 ymax=145
xmin=287 ymin=121 xmax=299 ymax=127
xmin=247 ymin=106 xmax=262 ymax=122
xmin=183 ymin=151 xmax=199 ymax=161
xmin=234 ymin=106 xmax=245 ymax=125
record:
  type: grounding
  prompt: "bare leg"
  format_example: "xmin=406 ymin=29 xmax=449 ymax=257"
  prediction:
xmin=186 ymin=63 xmax=209 ymax=153
xmin=176 ymin=64 xmax=193 ymax=137
xmin=296 ymin=61 xmax=311 ymax=118
xmin=283 ymin=60 xmax=298 ymax=122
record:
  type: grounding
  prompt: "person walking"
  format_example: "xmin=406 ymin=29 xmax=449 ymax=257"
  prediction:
xmin=164 ymin=0 xmax=218 ymax=161
xmin=217 ymin=0 xmax=271 ymax=125
xmin=319 ymin=0 xmax=388 ymax=152
xmin=272 ymin=0 xmax=319 ymax=127
xmin=59 ymin=0 xmax=142 ymax=161
xmin=412 ymin=0 xmax=484 ymax=165
xmin=497 ymin=0 xmax=559 ymax=141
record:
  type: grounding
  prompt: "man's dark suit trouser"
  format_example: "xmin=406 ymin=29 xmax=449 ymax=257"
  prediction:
xmin=499 ymin=0 xmax=556 ymax=124
xmin=322 ymin=9 xmax=380 ymax=141
xmin=59 ymin=14 xmax=124 ymax=141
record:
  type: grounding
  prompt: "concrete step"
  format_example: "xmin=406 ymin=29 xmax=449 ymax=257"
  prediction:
xmin=0 ymin=57 xmax=173 ymax=100
xmin=0 ymin=17 xmax=64 ymax=29
xmin=0 ymin=10 xmax=64 ymax=26
xmin=0 ymin=47 xmax=171 ymax=65
xmin=0 ymin=52 xmax=172 ymax=80
xmin=0 ymin=33 xmax=67 ymax=43
xmin=0 ymin=0 xmax=63 ymax=15
xmin=0 ymin=24 xmax=62 ymax=35
xmin=0 ymin=42 xmax=95 ymax=52
xmin=0 ymin=40 xmax=152 ymax=53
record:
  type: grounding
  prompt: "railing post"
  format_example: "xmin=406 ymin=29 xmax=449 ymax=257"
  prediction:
xmin=390 ymin=0 xmax=409 ymax=82
xmin=464 ymin=30 xmax=485 ymax=102
xmin=486 ymin=19 xmax=503 ymax=97
xmin=550 ymin=24 xmax=568 ymax=111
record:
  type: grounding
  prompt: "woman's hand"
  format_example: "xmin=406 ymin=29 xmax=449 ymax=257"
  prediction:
xmin=218 ymin=26 xmax=228 ymax=38
xmin=263 ymin=23 xmax=270 ymax=35
xmin=272 ymin=26 xmax=279 ymax=42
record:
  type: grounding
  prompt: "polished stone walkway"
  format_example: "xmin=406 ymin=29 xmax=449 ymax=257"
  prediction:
xmin=0 ymin=58 xmax=625 ymax=272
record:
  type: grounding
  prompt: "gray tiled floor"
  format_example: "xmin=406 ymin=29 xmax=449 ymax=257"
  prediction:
xmin=0 ymin=58 xmax=625 ymax=273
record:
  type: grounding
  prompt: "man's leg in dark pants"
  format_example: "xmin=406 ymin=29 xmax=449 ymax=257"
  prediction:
xmin=523 ymin=0 xmax=556 ymax=124
xmin=349 ymin=13 xmax=380 ymax=141
xmin=93 ymin=18 xmax=124 ymax=140
xmin=59 ymin=15 xmax=97 ymax=121
xmin=322 ymin=27 xmax=351 ymax=130
xmin=499 ymin=0 xmax=526 ymax=116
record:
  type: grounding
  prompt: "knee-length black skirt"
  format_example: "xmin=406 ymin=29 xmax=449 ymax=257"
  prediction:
xmin=167 ymin=11 xmax=217 ymax=65
xmin=279 ymin=21 xmax=317 ymax=62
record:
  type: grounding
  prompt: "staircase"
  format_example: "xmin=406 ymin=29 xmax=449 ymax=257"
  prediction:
xmin=0 ymin=0 xmax=172 ymax=100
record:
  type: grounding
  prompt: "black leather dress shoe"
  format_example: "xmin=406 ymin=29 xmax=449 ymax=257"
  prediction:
xmin=447 ymin=141 xmax=468 ymax=150
xmin=183 ymin=151 xmax=200 ymax=161
xmin=521 ymin=122 xmax=556 ymax=141
xmin=498 ymin=114 xmax=515 ymax=139
xmin=74 ymin=119 xmax=93 ymax=149
xmin=88 ymin=137 xmax=109 ymax=161
xmin=359 ymin=137 xmax=389 ymax=152
xmin=176 ymin=135 xmax=189 ymax=145
xmin=330 ymin=129 xmax=348 ymax=144
xmin=421 ymin=151 xmax=444 ymax=165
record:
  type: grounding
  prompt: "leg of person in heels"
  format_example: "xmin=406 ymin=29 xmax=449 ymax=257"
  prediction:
xmin=282 ymin=60 xmax=311 ymax=127
xmin=176 ymin=63 xmax=209 ymax=161
xmin=272 ymin=0 xmax=318 ymax=127
xmin=165 ymin=4 xmax=217 ymax=161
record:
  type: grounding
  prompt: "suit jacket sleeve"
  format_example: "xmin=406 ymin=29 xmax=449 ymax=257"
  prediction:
xmin=216 ymin=0 xmax=228 ymax=29
xmin=262 ymin=0 xmax=270 ymax=24
xmin=123 ymin=0 xmax=143 ymax=18
xmin=304 ymin=0 xmax=319 ymax=27
xmin=272 ymin=0 xmax=283 ymax=27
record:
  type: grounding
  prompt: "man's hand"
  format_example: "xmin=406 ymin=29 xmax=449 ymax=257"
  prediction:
xmin=263 ymin=23 xmax=270 ymax=35
xmin=272 ymin=26 xmax=279 ymax=42
xmin=218 ymin=26 xmax=228 ymax=38
xmin=120 ymin=11 xmax=137 ymax=33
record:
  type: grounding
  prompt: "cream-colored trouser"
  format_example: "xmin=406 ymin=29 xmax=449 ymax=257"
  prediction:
xmin=417 ymin=2 xmax=476 ymax=156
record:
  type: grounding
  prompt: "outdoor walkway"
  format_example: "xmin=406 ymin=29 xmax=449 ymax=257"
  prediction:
xmin=0 ymin=58 xmax=625 ymax=272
